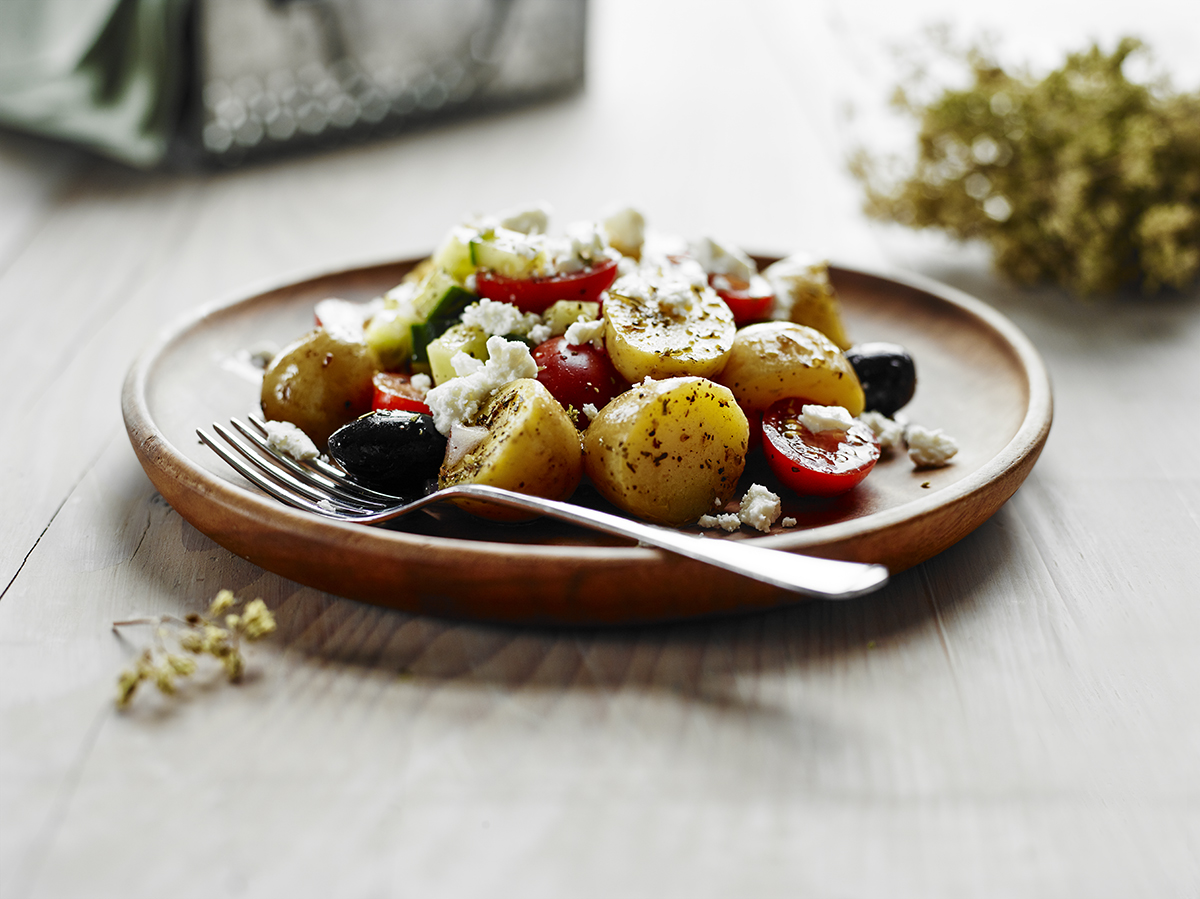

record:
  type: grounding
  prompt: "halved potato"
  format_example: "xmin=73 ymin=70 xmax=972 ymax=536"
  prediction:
xmin=604 ymin=279 xmax=735 ymax=382
xmin=583 ymin=377 xmax=748 ymax=527
xmin=261 ymin=328 xmax=377 ymax=448
xmin=763 ymin=254 xmax=852 ymax=349
xmin=717 ymin=321 xmax=864 ymax=415
xmin=438 ymin=379 xmax=582 ymax=521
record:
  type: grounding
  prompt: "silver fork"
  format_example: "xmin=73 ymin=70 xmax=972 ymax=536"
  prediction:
xmin=197 ymin=416 xmax=889 ymax=600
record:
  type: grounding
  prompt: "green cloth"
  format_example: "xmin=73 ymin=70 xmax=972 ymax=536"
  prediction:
xmin=0 ymin=0 xmax=190 ymax=167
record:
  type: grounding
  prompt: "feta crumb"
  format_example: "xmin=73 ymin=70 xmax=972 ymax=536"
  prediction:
xmin=464 ymin=273 xmax=478 ymax=292
xmin=763 ymin=252 xmax=832 ymax=321
xmin=529 ymin=323 xmax=552 ymax=344
xmin=497 ymin=202 xmax=551 ymax=235
xmin=316 ymin=499 xmax=337 ymax=513
xmin=798 ymin=404 xmax=855 ymax=434
xmin=409 ymin=373 xmax=432 ymax=395
xmin=461 ymin=298 xmax=542 ymax=337
xmin=859 ymin=410 xmax=904 ymax=450
xmin=602 ymin=206 xmax=646 ymax=258
xmin=565 ymin=316 xmax=606 ymax=348
xmin=698 ymin=513 xmax=742 ymax=532
xmin=616 ymin=256 xmax=639 ymax=277
xmin=263 ymin=420 xmax=320 ymax=461
xmin=781 ymin=517 xmax=797 ymax=528
xmin=541 ymin=221 xmax=616 ymax=275
xmin=581 ymin=403 xmax=600 ymax=422
xmin=688 ymin=236 xmax=756 ymax=283
xmin=314 ymin=297 xmax=374 ymax=341
xmin=424 ymin=336 xmax=538 ymax=434
xmin=906 ymin=425 xmax=959 ymax=468
xmin=738 ymin=484 xmax=782 ymax=532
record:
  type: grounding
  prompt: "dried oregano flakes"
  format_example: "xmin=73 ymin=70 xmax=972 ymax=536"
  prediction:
xmin=851 ymin=36 xmax=1200 ymax=296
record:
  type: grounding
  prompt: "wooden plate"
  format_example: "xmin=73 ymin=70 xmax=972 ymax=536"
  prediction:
xmin=122 ymin=259 xmax=1052 ymax=624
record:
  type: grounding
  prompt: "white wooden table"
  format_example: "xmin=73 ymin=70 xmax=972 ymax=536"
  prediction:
xmin=3 ymin=1 xmax=1198 ymax=896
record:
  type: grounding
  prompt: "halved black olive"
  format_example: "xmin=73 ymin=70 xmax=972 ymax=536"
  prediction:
xmin=845 ymin=342 xmax=916 ymax=417
xmin=327 ymin=410 xmax=447 ymax=493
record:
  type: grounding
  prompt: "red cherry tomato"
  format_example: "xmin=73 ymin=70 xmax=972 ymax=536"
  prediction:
xmin=532 ymin=335 xmax=629 ymax=427
xmin=476 ymin=258 xmax=618 ymax=314
xmin=711 ymin=273 xmax=774 ymax=325
xmin=372 ymin=372 xmax=431 ymax=415
xmin=761 ymin=398 xmax=880 ymax=496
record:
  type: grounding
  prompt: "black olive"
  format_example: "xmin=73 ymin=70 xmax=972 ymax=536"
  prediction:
xmin=327 ymin=410 xmax=447 ymax=494
xmin=845 ymin=342 xmax=916 ymax=416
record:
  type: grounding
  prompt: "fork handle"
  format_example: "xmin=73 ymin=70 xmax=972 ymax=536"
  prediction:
xmin=430 ymin=485 xmax=888 ymax=600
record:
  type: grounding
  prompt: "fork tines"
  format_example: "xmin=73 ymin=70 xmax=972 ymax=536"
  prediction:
xmin=197 ymin=416 xmax=401 ymax=518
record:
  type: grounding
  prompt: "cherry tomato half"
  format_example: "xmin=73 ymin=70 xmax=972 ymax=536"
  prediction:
xmin=532 ymin=335 xmax=629 ymax=427
xmin=372 ymin=372 xmax=431 ymax=415
xmin=711 ymin=273 xmax=774 ymax=326
xmin=476 ymin=258 xmax=618 ymax=314
xmin=761 ymin=398 xmax=880 ymax=496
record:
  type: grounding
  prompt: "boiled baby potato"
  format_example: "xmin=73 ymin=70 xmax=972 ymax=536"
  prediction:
xmin=717 ymin=322 xmax=864 ymax=415
xmin=583 ymin=377 xmax=748 ymax=527
xmin=439 ymin=378 xmax=582 ymax=521
xmin=603 ymin=278 xmax=735 ymax=382
xmin=261 ymin=328 xmax=378 ymax=448
xmin=763 ymin=254 xmax=852 ymax=350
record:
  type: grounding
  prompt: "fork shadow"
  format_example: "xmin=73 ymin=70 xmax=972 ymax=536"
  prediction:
xmin=225 ymin=506 xmax=1016 ymax=718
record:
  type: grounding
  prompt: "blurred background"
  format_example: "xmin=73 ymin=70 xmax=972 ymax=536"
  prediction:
xmin=1 ymin=0 xmax=1196 ymax=276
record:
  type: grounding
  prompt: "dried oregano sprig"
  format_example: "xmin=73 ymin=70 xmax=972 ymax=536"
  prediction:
xmin=851 ymin=36 xmax=1200 ymax=295
xmin=113 ymin=590 xmax=276 ymax=708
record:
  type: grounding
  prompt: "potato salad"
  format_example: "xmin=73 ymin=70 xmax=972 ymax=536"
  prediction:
xmin=259 ymin=203 xmax=950 ymax=528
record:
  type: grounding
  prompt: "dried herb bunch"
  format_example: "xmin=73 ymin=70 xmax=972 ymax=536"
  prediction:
xmin=114 ymin=590 xmax=277 ymax=708
xmin=852 ymin=36 xmax=1200 ymax=295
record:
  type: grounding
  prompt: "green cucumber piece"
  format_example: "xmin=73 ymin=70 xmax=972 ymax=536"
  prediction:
xmin=427 ymin=324 xmax=490 ymax=385
xmin=431 ymin=227 xmax=478 ymax=282
xmin=469 ymin=228 xmax=545 ymax=278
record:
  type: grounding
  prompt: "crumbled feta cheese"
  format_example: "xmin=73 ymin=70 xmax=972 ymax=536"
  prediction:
xmin=798 ymin=404 xmax=855 ymax=434
xmin=461 ymin=298 xmax=543 ymax=337
xmin=465 ymin=273 xmax=478 ymax=292
xmin=738 ymin=484 xmax=782 ymax=532
xmin=543 ymin=221 xmax=615 ymax=275
xmin=384 ymin=279 xmax=419 ymax=304
xmin=424 ymin=336 xmax=538 ymax=434
xmin=781 ymin=517 xmax=798 ymax=528
xmin=409 ymin=373 xmax=432 ymax=395
xmin=565 ymin=316 xmax=606 ymax=348
xmin=763 ymin=252 xmax=832 ymax=321
xmin=689 ymin=236 xmax=756 ymax=283
xmin=698 ymin=513 xmax=742 ymax=532
xmin=906 ymin=425 xmax=959 ymax=468
xmin=602 ymin=206 xmax=646 ymax=258
xmin=263 ymin=420 xmax=320 ymax=461
xmin=581 ymin=403 xmax=600 ymax=422
xmin=497 ymin=202 xmax=551 ymax=235
xmin=859 ymin=410 xmax=904 ymax=451
xmin=316 ymin=499 xmax=337 ymax=513
xmin=617 ymin=256 xmax=639 ymax=277
xmin=529 ymin=323 xmax=552 ymax=344
xmin=314 ymin=297 xmax=375 ymax=341
xmin=451 ymin=351 xmax=486 ymax=377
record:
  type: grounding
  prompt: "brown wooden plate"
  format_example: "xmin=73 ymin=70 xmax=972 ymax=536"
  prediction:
xmin=122 ymin=258 xmax=1052 ymax=624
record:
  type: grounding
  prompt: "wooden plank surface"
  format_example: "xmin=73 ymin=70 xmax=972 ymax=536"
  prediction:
xmin=2 ymin=1 xmax=1198 ymax=896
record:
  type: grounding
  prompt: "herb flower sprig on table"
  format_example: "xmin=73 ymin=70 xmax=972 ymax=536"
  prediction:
xmin=113 ymin=590 xmax=277 ymax=708
xmin=851 ymin=36 xmax=1200 ymax=295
